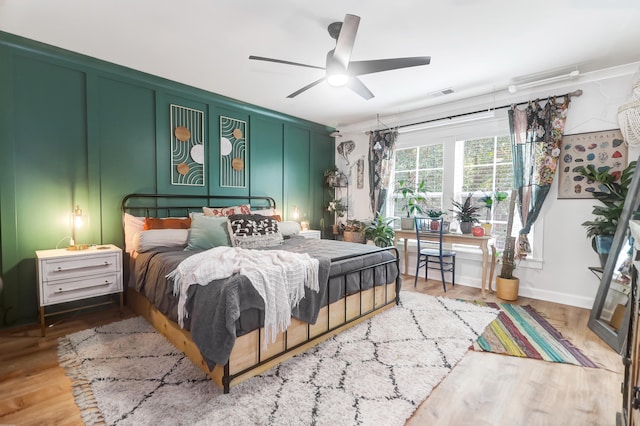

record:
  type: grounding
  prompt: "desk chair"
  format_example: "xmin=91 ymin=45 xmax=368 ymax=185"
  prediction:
xmin=414 ymin=217 xmax=456 ymax=291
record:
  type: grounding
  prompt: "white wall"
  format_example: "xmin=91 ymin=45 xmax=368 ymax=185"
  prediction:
xmin=335 ymin=64 xmax=640 ymax=308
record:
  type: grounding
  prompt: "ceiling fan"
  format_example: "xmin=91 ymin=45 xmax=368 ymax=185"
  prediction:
xmin=249 ymin=14 xmax=431 ymax=100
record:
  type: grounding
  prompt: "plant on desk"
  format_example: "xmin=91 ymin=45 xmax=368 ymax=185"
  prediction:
xmin=479 ymin=191 xmax=508 ymax=235
xmin=450 ymin=194 xmax=481 ymax=234
xmin=424 ymin=209 xmax=449 ymax=232
xmin=394 ymin=179 xmax=426 ymax=230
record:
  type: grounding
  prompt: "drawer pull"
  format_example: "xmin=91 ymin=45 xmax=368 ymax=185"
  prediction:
xmin=54 ymin=261 xmax=112 ymax=272
xmin=53 ymin=281 xmax=113 ymax=293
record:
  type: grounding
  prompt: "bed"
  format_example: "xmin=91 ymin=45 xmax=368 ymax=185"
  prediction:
xmin=122 ymin=193 xmax=401 ymax=393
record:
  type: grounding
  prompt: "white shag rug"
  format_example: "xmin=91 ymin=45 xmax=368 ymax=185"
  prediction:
xmin=58 ymin=292 xmax=498 ymax=426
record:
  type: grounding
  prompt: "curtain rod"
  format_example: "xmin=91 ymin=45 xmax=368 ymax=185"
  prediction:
xmin=366 ymin=89 xmax=583 ymax=134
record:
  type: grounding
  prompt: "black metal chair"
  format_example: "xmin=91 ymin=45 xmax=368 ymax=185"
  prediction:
xmin=414 ymin=216 xmax=456 ymax=291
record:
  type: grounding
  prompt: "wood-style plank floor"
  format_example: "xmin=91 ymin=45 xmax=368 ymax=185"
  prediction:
xmin=0 ymin=276 xmax=623 ymax=425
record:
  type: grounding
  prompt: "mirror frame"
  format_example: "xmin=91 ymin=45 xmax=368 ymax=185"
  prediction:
xmin=588 ymin=155 xmax=640 ymax=353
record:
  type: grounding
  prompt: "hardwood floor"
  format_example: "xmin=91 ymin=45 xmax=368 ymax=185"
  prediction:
xmin=0 ymin=276 xmax=623 ymax=425
xmin=406 ymin=276 xmax=623 ymax=426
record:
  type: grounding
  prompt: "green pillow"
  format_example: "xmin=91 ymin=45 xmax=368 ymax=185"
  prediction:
xmin=185 ymin=215 xmax=231 ymax=250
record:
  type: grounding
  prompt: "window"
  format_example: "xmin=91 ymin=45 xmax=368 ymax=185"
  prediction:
xmin=455 ymin=136 xmax=521 ymax=240
xmin=390 ymin=144 xmax=444 ymax=218
xmin=388 ymin=135 xmax=528 ymax=252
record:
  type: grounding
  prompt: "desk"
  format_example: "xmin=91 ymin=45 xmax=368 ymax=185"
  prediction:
xmin=393 ymin=230 xmax=496 ymax=298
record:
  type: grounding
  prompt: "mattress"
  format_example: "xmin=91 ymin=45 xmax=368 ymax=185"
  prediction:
xmin=128 ymin=236 xmax=399 ymax=367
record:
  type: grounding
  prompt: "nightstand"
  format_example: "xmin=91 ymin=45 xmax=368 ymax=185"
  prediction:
xmin=35 ymin=244 xmax=123 ymax=336
xmin=299 ymin=230 xmax=321 ymax=239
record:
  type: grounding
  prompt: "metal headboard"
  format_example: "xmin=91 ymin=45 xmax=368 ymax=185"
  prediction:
xmin=121 ymin=193 xmax=277 ymax=218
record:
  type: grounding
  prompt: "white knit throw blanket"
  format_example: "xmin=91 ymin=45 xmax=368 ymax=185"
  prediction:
xmin=166 ymin=246 xmax=320 ymax=347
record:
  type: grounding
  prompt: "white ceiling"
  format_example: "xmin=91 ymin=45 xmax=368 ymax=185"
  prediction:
xmin=1 ymin=1 xmax=640 ymax=129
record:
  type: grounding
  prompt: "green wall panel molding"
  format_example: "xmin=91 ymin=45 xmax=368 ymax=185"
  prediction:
xmin=310 ymin=132 xmax=335 ymax=230
xmin=0 ymin=30 xmax=334 ymax=329
xmin=250 ymin=117 xmax=284 ymax=210
xmin=284 ymin=126 xmax=311 ymax=222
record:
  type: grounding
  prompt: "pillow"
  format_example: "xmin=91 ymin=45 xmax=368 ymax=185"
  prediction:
xmin=124 ymin=213 xmax=145 ymax=253
xmin=250 ymin=208 xmax=281 ymax=222
xmin=227 ymin=214 xmax=283 ymax=249
xmin=185 ymin=214 xmax=231 ymax=250
xmin=133 ymin=229 xmax=189 ymax=253
xmin=144 ymin=217 xmax=191 ymax=230
xmin=278 ymin=221 xmax=301 ymax=237
xmin=250 ymin=207 xmax=277 ymax=216
xmin=203 ymin=204 xmax=251 ymax=217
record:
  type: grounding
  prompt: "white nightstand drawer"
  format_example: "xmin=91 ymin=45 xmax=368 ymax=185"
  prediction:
xmin=42 ymin=272 xmax=122 ymax=305
xmin=40 ymin=253 xmax=119 ymax=281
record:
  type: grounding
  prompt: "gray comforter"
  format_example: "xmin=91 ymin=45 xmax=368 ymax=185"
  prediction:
xmin=130 ymin=236 xmax=398 ymax=369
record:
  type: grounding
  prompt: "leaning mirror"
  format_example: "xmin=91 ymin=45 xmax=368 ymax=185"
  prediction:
xmin=588 ymin=156 xmax=640 ymax=353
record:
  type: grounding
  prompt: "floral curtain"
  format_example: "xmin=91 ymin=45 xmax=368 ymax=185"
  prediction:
xmin=368 ymin=129 xmax=398 ymax=216
xmin=509 ymin=97 xmax=570 ymax=258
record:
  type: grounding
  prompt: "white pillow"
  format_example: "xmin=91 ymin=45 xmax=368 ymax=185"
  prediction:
xmin=133 ymin=229 xmax=189 ymax=253
xmin=124 ymin=213 xmax=145 ymax=253
xmin=278 ymin=221 xmax=301 ymax=237
xmin=250 ymin=207 xmax=277 ymax=216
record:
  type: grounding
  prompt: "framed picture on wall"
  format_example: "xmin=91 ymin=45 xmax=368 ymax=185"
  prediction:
xmin=557 ymin=129 xmax=627 ymax=199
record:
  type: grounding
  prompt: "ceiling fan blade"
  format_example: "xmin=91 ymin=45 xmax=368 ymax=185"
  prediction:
xmin=333 ymin=14 xmax=360 ymax=69
xmin=347 ymin=76 xmax=374 ymax=100
xmin=249 ymin=55 xmax=325 ymax=71
xmin=348 ymin=56 xmax=431 ymax=76
xmin=287 ymin=77 xmax=327 ymax=98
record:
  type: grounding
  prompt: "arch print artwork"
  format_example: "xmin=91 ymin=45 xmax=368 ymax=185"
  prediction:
xmin=170 ymin=104 xmax=205 ymax=186
xmin=220 ymin=116 xmax=247 ymax=188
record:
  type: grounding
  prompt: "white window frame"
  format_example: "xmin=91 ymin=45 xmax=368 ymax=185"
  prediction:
xmin=390 ymin=118 xmax=544 ymax=267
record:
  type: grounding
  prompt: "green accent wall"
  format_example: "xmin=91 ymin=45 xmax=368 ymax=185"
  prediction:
xmin=0 ymin=31 xmax=334 ymax=328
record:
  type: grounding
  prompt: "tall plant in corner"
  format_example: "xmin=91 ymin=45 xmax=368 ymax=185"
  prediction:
xmin=495 ymin=189 xmax=519 ymax=301
xmin=579 ymin=161 xmax=637 ymax=266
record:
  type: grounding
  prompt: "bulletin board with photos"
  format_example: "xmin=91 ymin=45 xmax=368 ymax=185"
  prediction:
xmin=557 ymin=129 xmax=627 ymax=199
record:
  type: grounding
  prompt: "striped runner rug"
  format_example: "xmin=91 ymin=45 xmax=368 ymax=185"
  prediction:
xmin=471 ymin=301 xmax=598 ymax=368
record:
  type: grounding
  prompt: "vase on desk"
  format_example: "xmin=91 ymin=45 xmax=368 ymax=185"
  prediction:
xmin=401 ymin=217 xmax=414 ymax=230
xmin=460 ymin=221 xmax=474 ymax=234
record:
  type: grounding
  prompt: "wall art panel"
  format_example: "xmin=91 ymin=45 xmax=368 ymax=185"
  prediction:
xmin=220 ymin=116 xmax=247 ymax=188
xmin=170 ymin=104 xmax=204 ymax=186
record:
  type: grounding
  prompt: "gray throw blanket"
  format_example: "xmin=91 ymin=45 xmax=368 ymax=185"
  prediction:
xmin=168 ymin=246 xmax=320 ymax=348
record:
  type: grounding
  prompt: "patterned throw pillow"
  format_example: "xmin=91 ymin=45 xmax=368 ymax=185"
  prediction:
xmin=143 ymin=217 xmax=191 ymax=230
xmin=227 ymin=214 xmax=283 ymax=249
xmin=203 ymin=204 xmax=251 ymax=217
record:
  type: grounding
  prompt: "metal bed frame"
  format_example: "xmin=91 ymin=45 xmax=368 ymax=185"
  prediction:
xmin=121 ymin=193 xmax=401 ymax=393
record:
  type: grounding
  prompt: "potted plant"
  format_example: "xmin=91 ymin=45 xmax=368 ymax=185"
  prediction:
xmin=326 ymin=194 xmax=347 ymax=235
xmin=450 ymin=194 xmax=481 ymax=234
xmin=394 ymin=179 xmax=426 ymax=230
xmin=479 ymin=191 xmax=508 ymax=235
xmin=425 ymin=208 xmax=449 ymax=232
xmin=364 ymin=213 xmax=396 ymax=247
xmin=342 ymin=219 xmax=365 ymax=243
xmin=496 ymin=189 xmax=519 ymax=300
xmin=324 ymin=165 xmax=341 ymax=188
xmin=579 ymin=161 xmax=636 ymax=267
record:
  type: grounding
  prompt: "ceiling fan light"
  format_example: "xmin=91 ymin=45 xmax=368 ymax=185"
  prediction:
xmin=327 ymin=73 xmax=349 ymax=87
